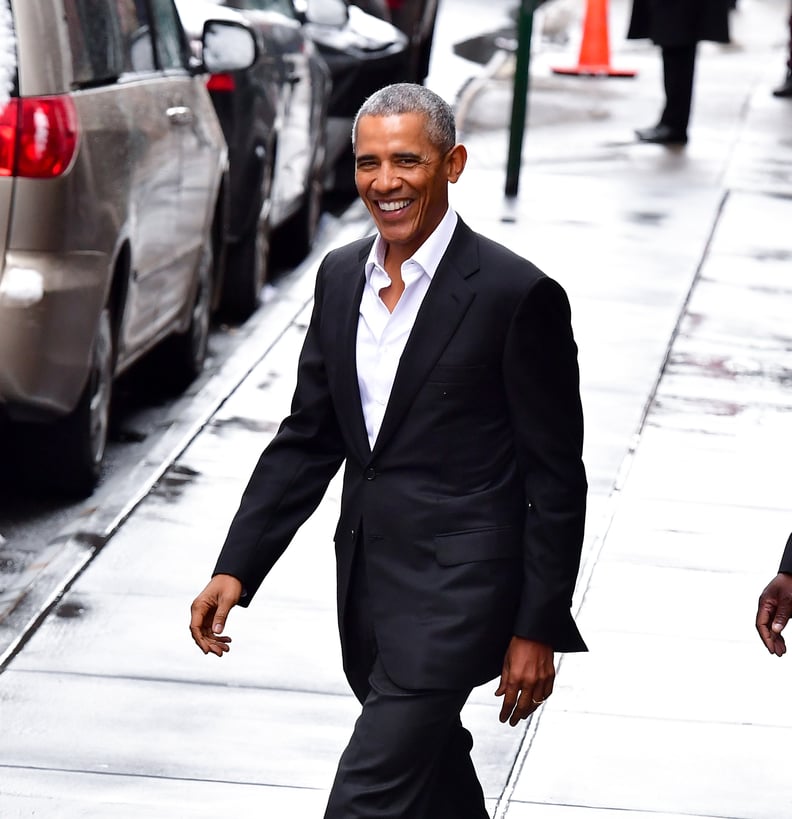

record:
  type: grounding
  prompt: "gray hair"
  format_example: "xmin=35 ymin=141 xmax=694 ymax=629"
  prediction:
xmin=352 ymin=83 xmax=456 ymax=153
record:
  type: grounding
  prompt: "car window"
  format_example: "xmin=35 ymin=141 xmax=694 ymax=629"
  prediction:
xmin=65 ymin=0 xmax=125 ymax=84
xmin=65 ymin=0 xmax=156 ymax=83
xmin=226 ymin=0 xmax=297 ymax=19
xmin=115 ymin=0 xmax=157 ymax=73
xmin=148 ymin=0 xmax=188 ymax=70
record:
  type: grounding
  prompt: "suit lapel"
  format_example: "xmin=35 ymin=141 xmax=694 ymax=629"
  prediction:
xmin=371 ymin=221 xmax=479 ymax=458
xmin=334 ymin=240 xmax=373 ymax=464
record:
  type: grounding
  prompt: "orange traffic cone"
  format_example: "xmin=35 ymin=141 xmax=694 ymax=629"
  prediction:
xmin=552 ymin=0 xmax=636 ymax=77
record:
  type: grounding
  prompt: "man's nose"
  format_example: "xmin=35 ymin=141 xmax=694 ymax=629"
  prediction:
xmin=372 ymin=163 xmax=400 ymax=192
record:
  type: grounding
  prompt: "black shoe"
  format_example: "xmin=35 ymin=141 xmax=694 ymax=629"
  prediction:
xmin=635 ymin=124 xmax=688 ymax=146
xmin=772 ymin=71 xmax=792 ymax=98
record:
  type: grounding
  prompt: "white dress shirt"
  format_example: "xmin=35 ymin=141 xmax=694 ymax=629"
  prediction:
xmin=357 ymin=208 xmax=459 ymax=449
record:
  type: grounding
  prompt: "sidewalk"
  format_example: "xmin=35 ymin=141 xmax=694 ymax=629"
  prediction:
xmin=1 ymin=1 xmax=791 ymax=816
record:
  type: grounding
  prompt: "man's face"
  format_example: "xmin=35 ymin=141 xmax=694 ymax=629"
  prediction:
xmin=354 ymin=112 xmax=466 ymax=262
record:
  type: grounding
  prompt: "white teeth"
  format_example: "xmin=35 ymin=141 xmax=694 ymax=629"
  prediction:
xmin=378 ymin=200 xmax=410 ymax=212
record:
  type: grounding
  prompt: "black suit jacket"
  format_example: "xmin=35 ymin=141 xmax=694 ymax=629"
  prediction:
xmin=215 ymin=219 xmax=588 ymax=690
xmin=779 ymin=533 xmax=792 ymax=574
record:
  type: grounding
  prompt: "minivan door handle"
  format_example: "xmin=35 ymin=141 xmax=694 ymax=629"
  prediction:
xmin=166 ymin=106 xmax=194 ymax=126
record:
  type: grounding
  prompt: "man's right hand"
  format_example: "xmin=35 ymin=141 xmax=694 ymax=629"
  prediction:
xmin=189 ymin=574 xmax=243 ymax=656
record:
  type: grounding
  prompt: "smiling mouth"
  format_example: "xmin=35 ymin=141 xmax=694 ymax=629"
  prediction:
xmin=377 ymin=199 xmax=412 ymax=212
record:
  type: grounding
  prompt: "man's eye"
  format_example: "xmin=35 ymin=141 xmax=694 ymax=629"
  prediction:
xmin=356 ymin=161 xmax=376 ymax=170
xmin=398 ymin=159 xmax=418 ymax=167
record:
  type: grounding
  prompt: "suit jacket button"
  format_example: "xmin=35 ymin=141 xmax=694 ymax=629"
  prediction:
xmin=365 ymin=467 xmax=376 ymax=481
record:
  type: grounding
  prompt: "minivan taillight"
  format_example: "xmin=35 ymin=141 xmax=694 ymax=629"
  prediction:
xmin=0 ymin=96 xmax=79 ymax=178
xmin=206 ymin=73 xmax=236 ymax=93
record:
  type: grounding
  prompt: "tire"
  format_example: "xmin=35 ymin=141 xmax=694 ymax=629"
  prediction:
xmin=167 ymin=240 xmax=212 ymax=391
xmin=221 ymin=160 xmax=273 ymax=322
xmin=221 ymin=213 xmax=270 ymax=322
xmin=38 ymin=308 xmax=114 ymax=497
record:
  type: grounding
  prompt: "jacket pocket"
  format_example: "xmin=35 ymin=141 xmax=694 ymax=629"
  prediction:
xmin=426 ymin=364 xmax=489 ymax=384
xmin=433 ymin=526 xmax=518 ymax=566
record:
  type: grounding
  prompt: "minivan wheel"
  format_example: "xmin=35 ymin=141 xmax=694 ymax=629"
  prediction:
xmin=42 ymin=308 xmax=113 ymax=497
xmin=168 ymin=240 xmax=212 ymax=389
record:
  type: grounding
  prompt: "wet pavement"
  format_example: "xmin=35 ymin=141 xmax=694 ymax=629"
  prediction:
xmin=1 ymin=0 xmax=792 ymax=816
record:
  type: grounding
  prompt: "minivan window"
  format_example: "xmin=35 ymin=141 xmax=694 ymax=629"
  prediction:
xmin=148 ymin=0 xmax=187 ymax=71
xmin=65 ymin=0 xmax=156 ymax=84
xmin=116 ymin=0 xmax=157 ymax=73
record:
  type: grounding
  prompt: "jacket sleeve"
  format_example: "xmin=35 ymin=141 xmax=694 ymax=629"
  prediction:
xmin=503 ymin=275 xmax=588 ymax=651
xmin=779 ymin=533 xmax=792 ymax=574
xmin=213 ymin=260 xmax=346 ymax=603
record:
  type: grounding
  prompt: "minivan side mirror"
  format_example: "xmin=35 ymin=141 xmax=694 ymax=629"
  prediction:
xmin=200 ymin=20 xmax=257 ymax=74
xmin=299 ymin=0 xmax=349 ymax=27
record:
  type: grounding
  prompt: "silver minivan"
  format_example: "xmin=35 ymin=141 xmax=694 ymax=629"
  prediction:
xmin=0 ymin=0 xmax=255 ymax=496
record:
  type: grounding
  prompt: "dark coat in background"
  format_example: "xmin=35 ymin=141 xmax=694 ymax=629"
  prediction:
xmin=627 ymin=0 xmax=731 ymax=46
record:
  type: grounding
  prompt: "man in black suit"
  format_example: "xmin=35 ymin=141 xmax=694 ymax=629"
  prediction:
xmin=756 ymin=534 xmax=792 ymax=655
xmin=190 ymin=83 xmax=587 ymax=818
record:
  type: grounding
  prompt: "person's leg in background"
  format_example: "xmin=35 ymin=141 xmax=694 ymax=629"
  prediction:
xmin=772 ymin=4 xmax=792 ymax=97
xmin=659 ymin=43 xmax=697 ymax=137
xmin=636 ymin=43 xmax=696 ymax=145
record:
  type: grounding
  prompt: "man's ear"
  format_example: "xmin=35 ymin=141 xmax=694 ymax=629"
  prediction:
xmin=446 ymin=143 xmax=467 ymax=183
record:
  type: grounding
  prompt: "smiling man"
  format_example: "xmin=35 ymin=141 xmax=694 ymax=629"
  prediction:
xmin=190 ymin=83 xmax=588 ymax=818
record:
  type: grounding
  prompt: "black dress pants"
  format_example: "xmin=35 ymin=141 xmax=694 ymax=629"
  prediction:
xmin=660 ymin=44 xmax=697 ymax=136
xmin=324 ymin=543 xmax=490 ymax=819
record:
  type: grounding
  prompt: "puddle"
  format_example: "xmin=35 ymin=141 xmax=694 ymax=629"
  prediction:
xmin=627 ymin=210 xmax=666 ymax=226
xmin=112 ymin=428 xmax=148 ymax=444
xmin=56 ymin=600 xmax=87 ymax=619
xmin=151 ymin=464 xmax=201 ymax=502
xmin=210 ymin=416 xmax=280 ymax=435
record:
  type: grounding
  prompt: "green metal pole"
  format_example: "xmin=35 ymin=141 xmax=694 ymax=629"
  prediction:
xmin=505 ymin=0 xmax=535 ymax=197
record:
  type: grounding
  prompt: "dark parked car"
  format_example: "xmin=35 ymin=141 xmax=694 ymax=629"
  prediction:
xmin=352 ymin=0 xmax=440 ymax=82
xmin=384 ymin=0 xmax=439 ymax=82
xmin=295 ymin=0 xmax=409 ymax=186
xmin=0 ymin=0 xmax=255 ymax=496
xmin=176 ymin=0 xmax=331 ymax=321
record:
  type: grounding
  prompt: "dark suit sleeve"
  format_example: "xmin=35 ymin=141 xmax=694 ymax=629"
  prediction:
xmin=779 ymin=533 xmax=792 ymax=574
xmin=212 ymin=261 xmax=346 ymax=603
xmin=503 ymin=275 xmax=587 ymax=651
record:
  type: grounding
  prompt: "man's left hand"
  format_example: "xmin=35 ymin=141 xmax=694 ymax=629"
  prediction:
xmin=756 ymin=572 xmax=792 ymax=656
xmin=495 ymin=636 xmax=554 ymax=726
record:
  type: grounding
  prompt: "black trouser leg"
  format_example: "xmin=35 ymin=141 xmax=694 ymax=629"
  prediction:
xmin=328 ymin=546 xmax=489 ymax=819
xmin=660 ymin=44 xmax=697 ymax=135
xmin=427 ymin=718 xmax=489 ymax=818
xmin=325 ymin=658 xmax=489 ymax=819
